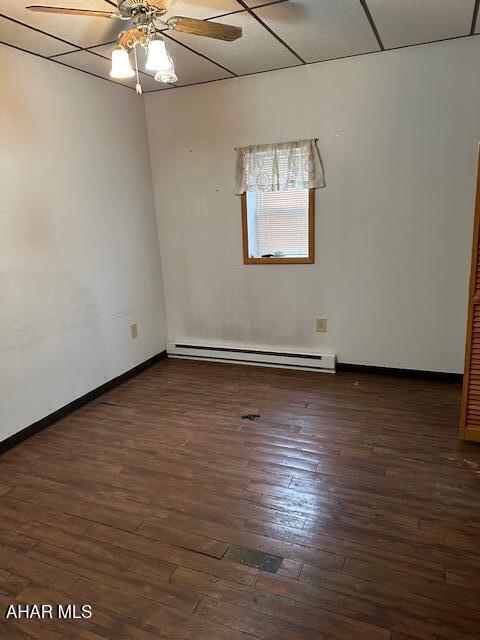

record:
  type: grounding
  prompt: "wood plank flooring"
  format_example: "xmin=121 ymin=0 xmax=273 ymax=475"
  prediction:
xmin=1 ymin=358 xmax=480 ymax=640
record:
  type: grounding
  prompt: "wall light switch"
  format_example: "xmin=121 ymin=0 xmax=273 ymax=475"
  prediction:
xmin=130 ymin=323 xmax=138 ymax=339
xmin=315 ymin=317 xmax=327 ymax=333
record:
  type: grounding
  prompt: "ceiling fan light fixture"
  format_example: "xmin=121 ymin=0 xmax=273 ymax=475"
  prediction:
xmin=110 ymin=47 xmax=135 ymax=78
xmin=26 ymin=1 xmax=242 ymax=94
xmin=145 ymin=36 xmax=171 ymax=72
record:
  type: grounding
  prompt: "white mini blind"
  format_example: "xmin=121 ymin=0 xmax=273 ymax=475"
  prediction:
xmin=247 ymin=189 xmax=309 ymax=258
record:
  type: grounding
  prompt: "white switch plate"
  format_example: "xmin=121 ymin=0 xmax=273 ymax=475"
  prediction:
xmin=130 ymin=323 xmax=138 ymax=339
xmin=315 ymin=317 xmax=327 ymax=332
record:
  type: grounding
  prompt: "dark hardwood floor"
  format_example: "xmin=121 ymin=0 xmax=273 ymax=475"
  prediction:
xmin=1 ymin=358 xmax=480 ymax=640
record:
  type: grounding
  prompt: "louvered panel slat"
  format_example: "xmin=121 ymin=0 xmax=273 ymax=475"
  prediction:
xmin=460 ymin=150 xmax=480 ymax=441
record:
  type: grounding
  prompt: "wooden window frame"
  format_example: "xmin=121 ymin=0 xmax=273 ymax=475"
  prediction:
xmin=241 ymin=188 xmax=315 ymax=265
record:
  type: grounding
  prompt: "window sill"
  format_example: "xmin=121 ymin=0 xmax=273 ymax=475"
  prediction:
xmin=244 ymin=257 xmax=314 ymax=265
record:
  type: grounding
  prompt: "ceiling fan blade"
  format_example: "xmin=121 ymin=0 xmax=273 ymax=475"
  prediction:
xmin=148 ymin=0 xmax=178 ymax=11
xmin=167 ymin=16 xmax=242 ymax=41
xmin=26 ymin=6 xmax=120 ymax=19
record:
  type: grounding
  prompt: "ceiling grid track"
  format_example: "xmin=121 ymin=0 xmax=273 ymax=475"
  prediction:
xmin=202 ymin=0 xmax=291 ymax=22
xmin=161 ymin=30 xmax=237 ymax=76
xmin=234 ymin=0 xmax=306 ymax=63
xmin=142 ymin=59 xmax=304 ymax=92
xmin=358 ymin=0 xmax=385 ymax=50
xmin=0 ymin=12 xmax=139 ymax=88
xmin=157 ymin=0 xmax=296 ymax=79
xmin=0 ymin=38 xmax=136 ymax=89
xmin=0 ymin=12 xmax=124 ymax=60
xmin=0 ymin=12 xmax=80 ymax=50
xmin=471 ymin=0 xmax=480 ymax=35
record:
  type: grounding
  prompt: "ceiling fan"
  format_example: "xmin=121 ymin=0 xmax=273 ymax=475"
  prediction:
xmin=26 ymin=1 xmax=243 ymax=91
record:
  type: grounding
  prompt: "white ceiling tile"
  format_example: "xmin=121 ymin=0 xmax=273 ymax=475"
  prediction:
xmin=164 ymin=0 xmax=240 ymax=20
xmin=165 ymin=10 xmax=299 ymax=75
xmin=253 ymin=0 xmax=380 ymax=63
xmin=367 ymin=0 xmax=473 ymax=48
xmin=159 ymin=37 xmax=234 ymax=85
xmin=1 ymin=0 xmax=125 ymax=48
xmin=0 ymin=15 xmax=76 ymax=56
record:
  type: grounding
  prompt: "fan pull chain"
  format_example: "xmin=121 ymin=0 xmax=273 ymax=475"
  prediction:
xmin=133 ymin=46 xmax=142 ymax=95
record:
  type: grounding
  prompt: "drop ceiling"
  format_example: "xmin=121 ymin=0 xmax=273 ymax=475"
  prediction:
xmin=0 ymin=0 xmax=478 ymax=92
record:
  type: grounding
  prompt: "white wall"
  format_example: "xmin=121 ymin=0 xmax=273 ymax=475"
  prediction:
xmin=0 ymin=45 xmax=167 ymax=442
xmin=145 ymin=36 xmax=480 ymax=374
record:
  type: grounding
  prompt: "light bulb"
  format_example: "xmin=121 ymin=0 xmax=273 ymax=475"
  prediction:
xmin=110 ymin=47 xmax=134 ymax=79
xmin=146 ymin=37 xmax=171 ymax=72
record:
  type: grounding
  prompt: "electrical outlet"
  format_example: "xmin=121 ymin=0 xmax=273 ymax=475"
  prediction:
xmin=315 ymin=317 xmax=327 ymax=333
xmin=130 ymin=323 xmax=138 ymax=339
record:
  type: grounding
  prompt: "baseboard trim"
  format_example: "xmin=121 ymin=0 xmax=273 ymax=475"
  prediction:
xmin=337 ymin=362 xmax=463 ymax=384
xmin=0 ymin=350 xmax=167 ymax=456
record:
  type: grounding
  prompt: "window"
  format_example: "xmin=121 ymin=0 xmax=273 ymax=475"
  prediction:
xmin=235 ymin=139 xmax=324 ymax=265
xmin=241 ymin=188 xmax=315 ymax=264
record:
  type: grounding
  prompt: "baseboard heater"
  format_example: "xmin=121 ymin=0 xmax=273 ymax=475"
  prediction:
xmin=167 ymin=342 xmax=336 ymax=373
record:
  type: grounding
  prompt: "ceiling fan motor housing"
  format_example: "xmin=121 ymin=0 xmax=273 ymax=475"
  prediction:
xmin=117 ymin=1 xmax=162 ymax=17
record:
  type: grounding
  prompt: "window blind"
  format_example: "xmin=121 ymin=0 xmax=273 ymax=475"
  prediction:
xmin=248 ymin=189 xmax=309 ymax=258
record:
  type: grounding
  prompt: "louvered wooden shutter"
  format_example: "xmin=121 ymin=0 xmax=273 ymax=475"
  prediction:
xmin=460 ymin=150 xmax=480 ymax=441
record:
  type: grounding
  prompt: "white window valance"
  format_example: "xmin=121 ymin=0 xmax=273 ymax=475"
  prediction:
xmin=235 ymin=139 xmax=325 ymax=195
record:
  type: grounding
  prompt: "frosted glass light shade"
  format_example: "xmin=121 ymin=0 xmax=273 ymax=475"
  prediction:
xmin=110 ymin=47 xmax=134 ymax=78
xmin=153 ymin=48 xmax=177 ymax=83
xmin=154 ymin=69 xmax=178 ymax=84
xmin=146 ymin=38 xmax=171 ymax=72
